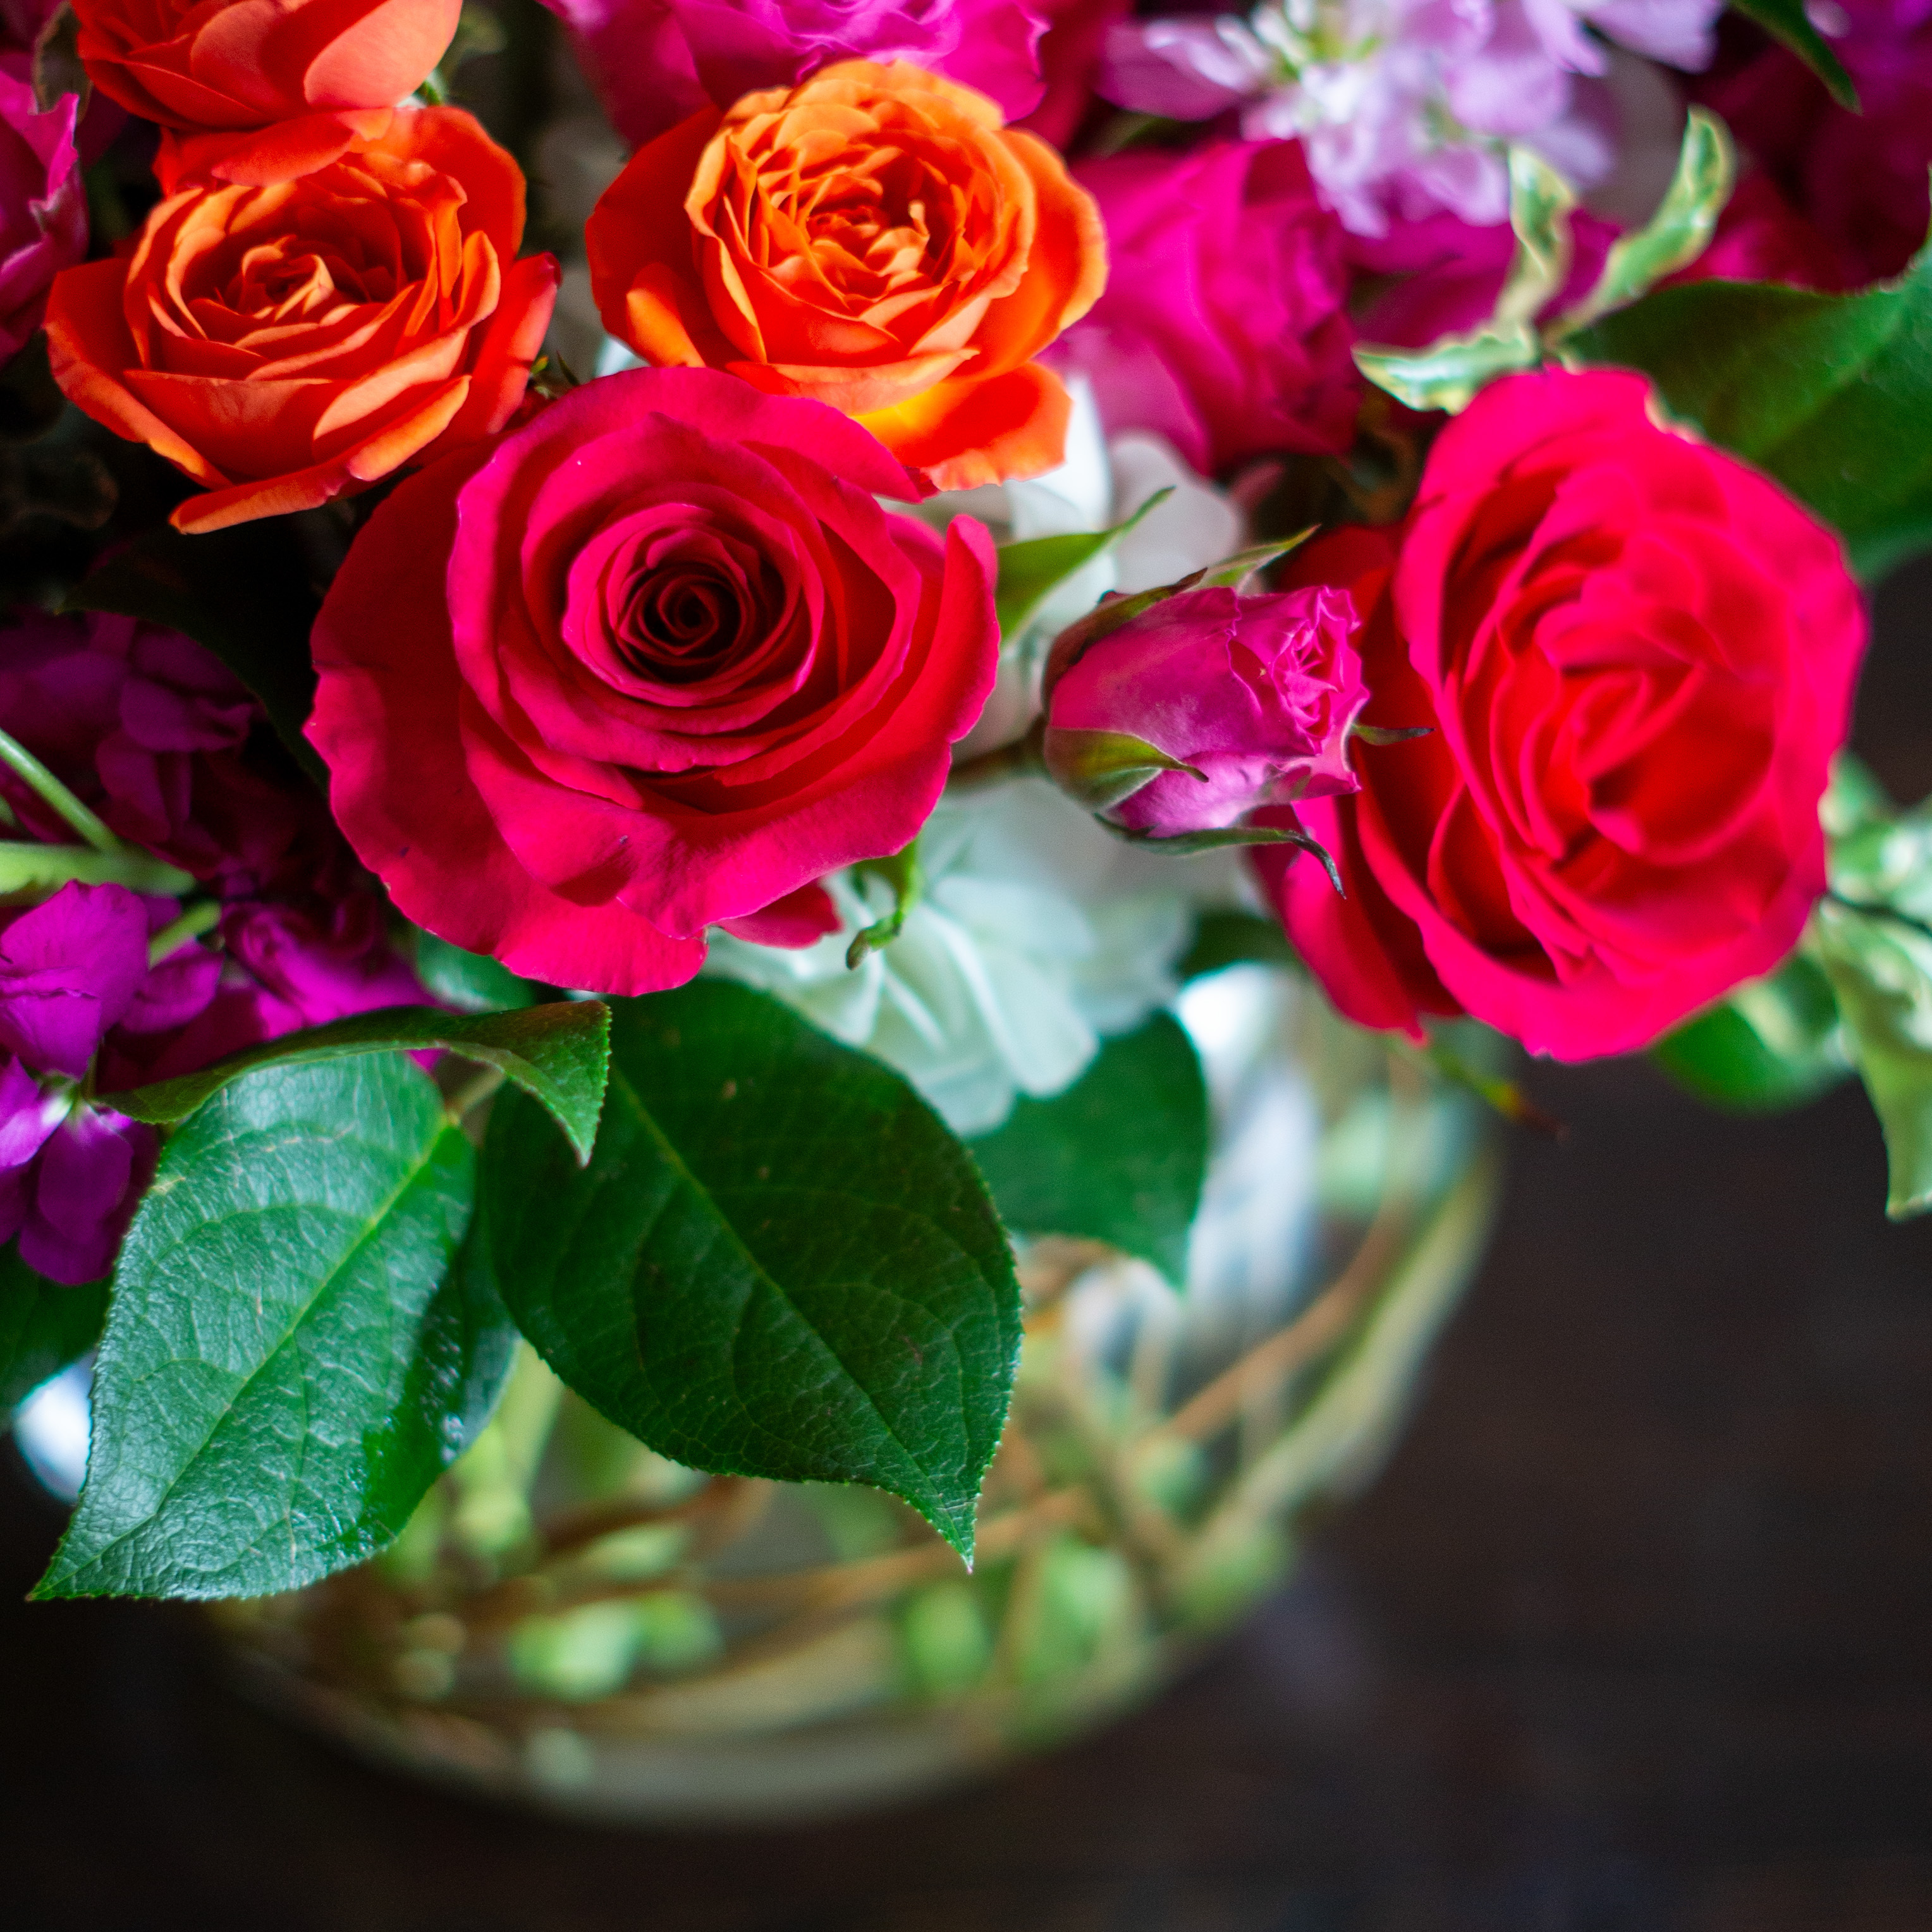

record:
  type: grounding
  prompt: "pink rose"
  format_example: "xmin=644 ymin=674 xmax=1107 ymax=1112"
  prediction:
xmin=1256 ymin=369 xmax=1868 ymax=1060
xmin=1043 ymin=584 xmax=1367 ymax=836
xmin=541 ymin=0 xmax=1051 ymax=145
xmin=0 ymin=64 xmax=83 ymax=367
xmin=1051 ymin=139 xmax=1359 ymax=474
xmin=307 ymin=367 xmax=1001 ymax=997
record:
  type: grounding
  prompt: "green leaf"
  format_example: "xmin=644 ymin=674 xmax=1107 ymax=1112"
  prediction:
xmin=0 ymin=839 xmax=195 ymax=899
xmin=1355 ymin=144 xmax=1575 ymax=413
xmin=993 ymin=487 xmax=1171 ymax=640
xmin=968 ymin=1013 xmax=1208 ymax=1287
xmin=1178 ymin=909 xmax=1299 ymax=981
xmin=1651 ymin=951 xmax=1850 ymax=1112
xmin=413 ymin=931 xmax=541 ymax=1013
xmin=1727 ymin=0 xmax=1857 ymax=109
xmin=1042 ymin=726 xmax=1206 ymax=812
xmin=1553 ymin=109 xmax=1735 ymax=335
xmin=0 ymin=1249 xmax=106 ymax=1414
xmin=99 ymin=1000 xmax=610 ymax=1165
xmin=1568 ymin=229 xmax=1932 ymax=577
xmin=67 ymin=523 xmax=326 ymax=783
xmin=34 ymin=1058 xmax=504 ymax=1599
xmin=479 ymin=982 xmax=1022 ymax=1560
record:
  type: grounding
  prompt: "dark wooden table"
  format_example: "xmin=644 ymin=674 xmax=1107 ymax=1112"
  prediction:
xmin=9 ymin=568 xmax=1932 ymax=1931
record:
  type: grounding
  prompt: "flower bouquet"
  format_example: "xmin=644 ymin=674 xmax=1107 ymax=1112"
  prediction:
xmin=1 ymin=0 xmax=1930 ymax=1816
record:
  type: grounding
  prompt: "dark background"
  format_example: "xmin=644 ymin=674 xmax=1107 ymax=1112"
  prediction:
xmin=6 ymin=569 xmax=1932 ymax=1930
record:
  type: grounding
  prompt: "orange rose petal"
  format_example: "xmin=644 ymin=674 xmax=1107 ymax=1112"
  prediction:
xmin=301 ymin=0 xmax=462 ymax=110
xmin=728 ymin=348 xmax=975 ymax=415
xmin=374 ymin=106 xmax=525 ymax=253
xmin=860 ymin=359 xmax=1072 ymax=491
xmin=46 ymin=260 xmax=230 ymax=490
xmin=588 ymin=109 xmax=724 ymax=352
xmin=345 ymin=378 xmax=471 ymax=479
xmin=122 ymin=367 xmax=338 ymax=476
xmin=155 ymin=114 xmax=371 ymax=191
xmin=971 ymin=129 xmax=1106 ymax=377
xmin=430 ymin=250 xmax=560 ymax=452
xmin=169 ymin=457 xmax=374 ymax=534
xmin=623 ymin=271 xmax=712 ymax=367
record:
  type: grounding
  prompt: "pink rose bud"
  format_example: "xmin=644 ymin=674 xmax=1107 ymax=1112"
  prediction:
xmin=1043 ymin=582 xmax=1368 ymax=838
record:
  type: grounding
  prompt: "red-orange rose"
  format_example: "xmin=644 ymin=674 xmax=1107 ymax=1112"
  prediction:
xmin=73 ymin=0 xmax=459 ymax=182
xmin=44 ymin=105 xmax=558 ymax=534
xmin=586 ymin=59 xmax=1105 ymax=492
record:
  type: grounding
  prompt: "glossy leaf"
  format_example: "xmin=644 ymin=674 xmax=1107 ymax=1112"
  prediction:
xmin=67 ymin=522 xmax=326 ymax=783
xmin=1651 ymin=952 xmax=1849 ymax=1113
xmin=100 ymin=1000 xmax=610 ymax=1164
xmin=1728 ymin=0 xmax=1857 ymax=108
xmin=1570 ymin=234 xmax=1932 ymax=577
xmin=0 ymin=1248 xmax=106 ymax=1414
xmin=479 ymin=982 xmax=1022 ymax=1560
xmin=968 ymin=1013 xmax=1209 ymax=1287
xmin=35 ymin=1058 xmax=506 ymax=1599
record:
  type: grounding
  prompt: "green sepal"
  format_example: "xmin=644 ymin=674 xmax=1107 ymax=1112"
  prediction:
xmin=99 ymin=1000 xmax=611 ymax=1165
xmin=1727 ymin=0 xmax=1857 ymax=109
xmin=1042 ymin=727 xmax=1206 ymax=812
xmin=968 ymin=1012 xmax=1209 ymax=1287
xmin=993 ymin=487 xmax=1173 ymax=640
xmin=847 ymin=839 xmax=923 ymax=967
xmin=1107 ymin=819 xmax=1345 ymax=888
xmin=0 ymin=1248 xmax=107 ymax=1415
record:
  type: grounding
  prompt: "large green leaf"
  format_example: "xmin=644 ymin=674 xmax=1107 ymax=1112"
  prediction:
xmin=1570 ymin=238 xmax=1932 ymax=577
xmin=1728 ymin=0 xmax=1857 ymax=109
xmin=35 ymin=1058 xmax=505 ymax=1600
xmin=66 ymin=523 xmax=326 ymax=783
xmin=100 ymin=1000 xmax=609 ymax=1163
xmin=413 ymin=931 xmax=542 ymax=1013
xmin=968 ymin=1012 xmax=1208 ymax=1287
xmin=0 ymin=1249 xmax=107 ymax=1414
xmin=479 ymin=982 xmax=1021 ymax=1560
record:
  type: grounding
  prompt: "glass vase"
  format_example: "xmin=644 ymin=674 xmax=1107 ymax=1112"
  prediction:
xmin=196 ymin=965 xmax=1498 ymax=1823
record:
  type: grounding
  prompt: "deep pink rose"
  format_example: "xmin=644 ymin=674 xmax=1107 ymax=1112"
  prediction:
xmin=1256 ymin=369 xmax=1868 ymax=1060
xmin=1017 ymin=0 xmax=1129 ymax=147
xmin=1667 ymin=169 xmax=1854 ymax=293
xmin=1043 ymin=584 xmax=1366 ymax=836
xmin=1050 ymin=139 xmax=1359 ymax=475
xmin=307 ymin=367 xmax=1001 ymax=997
xmin=0 ymin=64 xmax=83 ymax=366
xmin=541 ymin=0 xmax=1050 ymax=145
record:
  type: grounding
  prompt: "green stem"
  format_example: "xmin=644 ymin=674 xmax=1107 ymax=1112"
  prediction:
xmin=0 ymin=728 xmax=121 ymax=855
xmin=147 ymin=899 xmax=222 ymax=966
xmin=0 ymin=841 xmax=196 ymax=899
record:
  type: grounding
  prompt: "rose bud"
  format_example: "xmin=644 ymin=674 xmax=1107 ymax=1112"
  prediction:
xmin=1257 ymin=367 xmax=1868 ymax=1060
xmin=1042 ymin=582 xmax=1367 ymax=839
xmin=586 ymin=59 xmax=1105 ymax=493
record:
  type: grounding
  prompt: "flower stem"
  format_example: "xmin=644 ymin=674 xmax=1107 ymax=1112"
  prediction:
xmin=147 ymin=899 xmax=223 ymax=966
xmin=0 ymin=727 xmax=121 ymax=855
xmin=0 ymin=840 xmax=196 ymax=900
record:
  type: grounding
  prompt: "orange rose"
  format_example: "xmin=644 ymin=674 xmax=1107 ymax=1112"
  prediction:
xmin=45 ymin=106 xmax=558 ymax=534
xmin=73 ymin=0 xmax=462 ymax=181
xmin=585 ymin=59 xmax=1106 ymax=492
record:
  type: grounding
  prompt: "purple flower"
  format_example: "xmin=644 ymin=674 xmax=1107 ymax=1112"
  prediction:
xmin=1044 ymin=584 xmax=1368 ymax=836
xmin=0 ymin=885 xmax=159 ymax=1284
xmin=1097 ymin=0 xmax=1721 ymax=236
xmin=1051 ymin=139 xmax=1359 ymax=473
xmin=542 ymin=0 xmax=1052 ymax=145
xmin=0 ymin=61 xmax=83 ymax=367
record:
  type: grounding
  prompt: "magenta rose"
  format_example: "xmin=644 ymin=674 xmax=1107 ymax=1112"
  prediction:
xmin=1050 ymin=139 xmax=1359 ymax=475
xmin=1256 ymin=369 xmax=1868 ymax=1060
xmin=1043 ymin=584 xmax=1367 ymax=836
xmin=542 ymin=0 xmax=1051 ymax=145
xmin=0 ymin=64 xmax=83 ymax=367
xmin=307 ymin=367 xmax=1001 ymax=996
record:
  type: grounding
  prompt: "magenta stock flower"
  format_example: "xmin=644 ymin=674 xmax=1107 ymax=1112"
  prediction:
xmin=0 ymin=62 xmax=83 ymax=368
xmin=1044 ymin=584 xmax=1367 ymax=836
xmin=542 ymin=0 xmax=1053 ymax=144
xmin=0 ymin=885 xmax=157 ymax=1285
xmin=1052 ymin=138 xmax=1359 ymax=473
